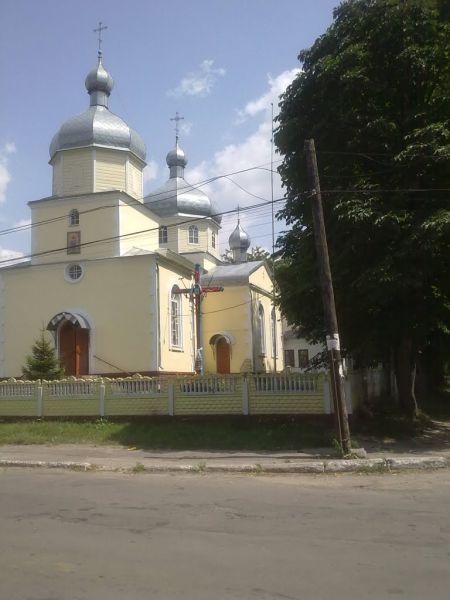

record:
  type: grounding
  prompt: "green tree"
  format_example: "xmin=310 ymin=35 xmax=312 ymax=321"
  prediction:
xmin=22 ymin=330 xmax=65 ymax=380
xmin=221 ymin=245 xmax=271 ymax=263
xmin=275 ymin=0 xmax=450 ymax=418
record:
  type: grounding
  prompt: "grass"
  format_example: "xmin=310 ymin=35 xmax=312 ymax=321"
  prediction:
xmin=0 ymin=416 xmax=333 ymax=451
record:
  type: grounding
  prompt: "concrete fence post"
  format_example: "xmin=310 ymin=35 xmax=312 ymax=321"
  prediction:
xmin=36 ymin=384 xmax=43 ymax=417
xmin=99 ymin=382 xmax=106 ymax=417
xmin=168 ymin=382 xmax=175 ymax=416
xmin=242 ymin=376 xmax=249 ymax=415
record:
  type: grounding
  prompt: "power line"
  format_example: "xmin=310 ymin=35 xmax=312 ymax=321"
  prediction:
xmin=0 ymin=197 xmax=288 ymax=267
xmin=0 ymin=160 xmax=282 ymax=239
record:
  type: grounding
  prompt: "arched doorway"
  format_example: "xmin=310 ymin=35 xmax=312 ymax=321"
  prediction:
xmin=210 ymin=334 xmax=232 ymax=374
xmin=47 ymin=312 xmax=90 ymax=376
xmin=59 ymin=322 xmax=89 ymax=375
xmin=216 ymin=338 xmax=230 ymax=374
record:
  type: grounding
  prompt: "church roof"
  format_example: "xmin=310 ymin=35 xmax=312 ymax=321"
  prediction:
xmin=49 ymin=56 xmax=146 ymax=163
xmin=200 ymin=261 xmax=264 ymax=286
xmin=144 ymin=142 xmax=221 ymax=225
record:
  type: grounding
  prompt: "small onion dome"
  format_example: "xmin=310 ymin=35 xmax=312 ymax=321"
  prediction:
xmin=166 ymin=143 xmax=187 ymax=169
xmin=229 ymin=221 xmax=250 ymax=252
xmin=144 ymin=142 xmax=221 ymax=225
xmin=85 ymin=58 xmax=114 ymax=95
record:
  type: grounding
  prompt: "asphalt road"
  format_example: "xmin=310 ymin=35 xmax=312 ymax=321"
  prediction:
xmin=1 ymin=469 xmax=449 ymax=600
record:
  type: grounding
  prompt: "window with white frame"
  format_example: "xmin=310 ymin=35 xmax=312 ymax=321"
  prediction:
xmin=212 ymin=232 xmax=216 ymax=249
xmin=69 ymin=209 xmax=79 ymax=226
xmin=159 ymin=225 xmax=168 ymax=244
xmin=258 ymin=303 xmax=266 ymax=355
xmin=188 ymin=225 xmax=199 ymax=244
xmin=170 ymin=285 xmax=182 ymax=349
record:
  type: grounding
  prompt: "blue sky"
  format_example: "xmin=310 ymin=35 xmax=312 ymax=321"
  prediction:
xmin=0 ymin=0 xmax=338 ymax=261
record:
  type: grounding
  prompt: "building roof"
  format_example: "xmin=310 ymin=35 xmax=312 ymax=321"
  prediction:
xmin=200 ymin=261 xmax=264 ymax=286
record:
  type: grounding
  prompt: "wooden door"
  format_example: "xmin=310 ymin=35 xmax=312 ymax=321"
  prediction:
xmin=59 ymin=323 xmax=89 ymax=376
xmin=216 ymin=337 xmax=230 ymax=374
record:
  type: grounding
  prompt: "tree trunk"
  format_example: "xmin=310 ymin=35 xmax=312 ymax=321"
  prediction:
xmin=394 ymin=335 xmax=418 ymax=419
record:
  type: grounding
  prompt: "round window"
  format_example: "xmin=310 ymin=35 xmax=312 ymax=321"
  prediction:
xmin=65 ymin=264 xmax=83 ymax=281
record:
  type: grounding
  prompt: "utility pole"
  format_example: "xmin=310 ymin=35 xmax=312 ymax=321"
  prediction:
xmin=304 ymin=139 xmax=351 ymax=454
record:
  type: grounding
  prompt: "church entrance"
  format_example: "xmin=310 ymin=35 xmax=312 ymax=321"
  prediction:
xmin=216 ymin=337 xmax=231 ymax=374
xmin=47 ymin=312 xmax=91 ymax=376
xmin=59 ymin=322 xmax=89 ymax=376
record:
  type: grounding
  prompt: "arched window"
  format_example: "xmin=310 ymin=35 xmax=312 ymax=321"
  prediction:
xmin=188 ymin=225 xmax=199 ymax=244
xmin=170 ymin=285 xmax=182 ymax=349
xmin=271 ymin=306 xmax=277 ymax=357
xmin=159 ymin=225 xmax=168 ymax=244
xmin=258 ymin=304 xmax=266 ymax=355
xmin=69 ymin=209 xmax=79 ymax=226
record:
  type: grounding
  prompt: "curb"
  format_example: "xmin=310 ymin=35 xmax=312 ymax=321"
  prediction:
xmin=0 ymin=456 xmax=448 ymax=474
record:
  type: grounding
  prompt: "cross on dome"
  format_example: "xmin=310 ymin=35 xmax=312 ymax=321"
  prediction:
xmin=93 ymin=21 xmax=108 ymax=60
xmin=170 ymin=112 xmax=184 ymax=144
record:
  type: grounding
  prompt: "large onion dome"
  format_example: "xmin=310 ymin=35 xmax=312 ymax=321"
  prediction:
xmin=49 ymin=56 xmax=146 ymax=162
xmin=144 ymin=142 xmax=221 ymax=224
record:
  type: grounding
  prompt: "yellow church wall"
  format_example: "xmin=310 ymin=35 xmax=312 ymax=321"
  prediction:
xmin=157 ymin=263 xmax=195 ymax=374
xmin=127 ymin=156 xmax=144 ymax=200
xmin=30 ymin=192 xmax=121 ymax=265
xmin=202 ymin=286 xmax=253 ymax=373
xmin=250 ymin=287 xmax=284 ymax=373
xmin=249 ymin=264 xmax=284 ymax=373
xmin=118 ymin=201 xmax=159 ymax=255
xmin=249 ymin=263 xmax=273 ymax=290
xmin=95 ymin=148 xmax=127 ymax=192
xmin=177 ymin=222 xmax=208 ymax=254
xmin=0 ymin=255 xmax=159 ymax=378
xmin=52 ymin=154 xmax=64 ymax=196
xmin=57 ymin=148 xmax=94 ymax=196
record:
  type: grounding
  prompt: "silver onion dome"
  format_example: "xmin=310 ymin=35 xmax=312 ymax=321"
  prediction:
xmin=49 ymin=57 xmax=146 ymax=162
xmin=229 ymin=221 xmax=250 ymax=252
xmin=144 ymin=143 xmax=221 ymax=225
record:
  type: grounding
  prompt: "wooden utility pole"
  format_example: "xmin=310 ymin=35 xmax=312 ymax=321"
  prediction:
xmin=304 ymin=139 xmax=351 ymax=454
xmin=174 ymin=264 xmax=223 ymax=375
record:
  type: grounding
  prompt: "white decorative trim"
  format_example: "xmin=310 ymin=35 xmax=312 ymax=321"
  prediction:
xmin=92 ymin=148 xmax=96 ymax=193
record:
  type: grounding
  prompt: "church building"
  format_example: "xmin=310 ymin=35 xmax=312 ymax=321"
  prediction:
xmin=0 ymin=52 xmax=283 ymax=378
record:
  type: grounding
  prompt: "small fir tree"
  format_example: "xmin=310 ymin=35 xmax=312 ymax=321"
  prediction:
xmin=22 ymin=330 xmax=65 ymax=380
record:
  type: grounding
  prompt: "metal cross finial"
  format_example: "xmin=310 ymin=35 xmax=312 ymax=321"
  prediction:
xmin=170 ymin=112 xmax=184 ymax=144
xmin=94 ymin=21 xmax=108 ymax=59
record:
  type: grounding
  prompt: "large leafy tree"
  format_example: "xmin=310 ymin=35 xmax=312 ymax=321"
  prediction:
xmin=275 ymin=0 xmax=450 ymax=417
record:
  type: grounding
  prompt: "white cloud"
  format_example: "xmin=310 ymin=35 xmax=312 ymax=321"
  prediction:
xmin=0 ymin=247 xmax=26 ymax=267
xmin=13 ymin=218 xmax=31 ymax=229
xmin=180 ymin=121 xmax=193 ymax=136
xmin=235 ymin=69 xmax=300 ymax=123
xmin=143 ymin=160 xmax=159 ymax=183
xmin=0 ymin=142 xmax=17 ymax=204
xmin=167 ymin=60 xmax=226 ymax=98
xmin=187 ymin=69 xmax=299 ymax=250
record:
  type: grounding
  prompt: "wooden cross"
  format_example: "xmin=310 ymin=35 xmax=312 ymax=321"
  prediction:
xmin=174 ymin=263 xmax=223 ymax=374
xmin=170 ymin=112 xmax=184 ymax=143
xmin=94 ymin=21 xmax=108 ymax=57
